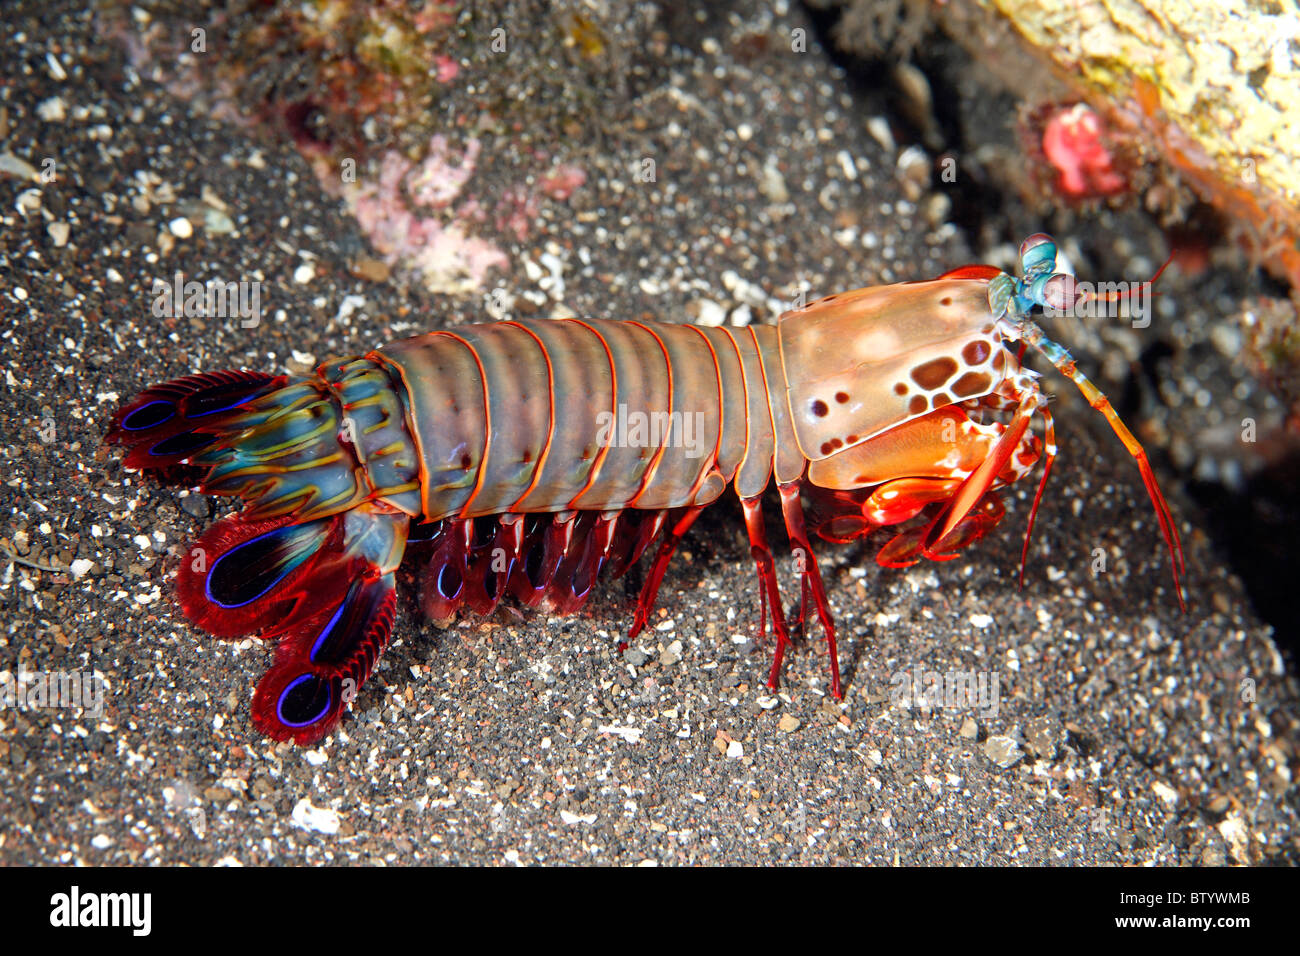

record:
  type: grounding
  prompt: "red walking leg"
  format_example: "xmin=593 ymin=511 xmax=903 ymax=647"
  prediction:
xmin=778 ymin=482 xmax=842 ymax=699
xmin=740 ymin=495 xmax=795 ymax=692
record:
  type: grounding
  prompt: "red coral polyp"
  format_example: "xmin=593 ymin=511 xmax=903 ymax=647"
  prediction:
xmin=1041 ymin=104 xmax=1127 ymax=200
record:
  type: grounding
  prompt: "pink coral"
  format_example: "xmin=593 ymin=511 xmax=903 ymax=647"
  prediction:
xmin=341 ymin=136 xmax=507 ymax=295
xmin=1041 ymin=103 xmax=1127 ymax=199
xmin=540 ymin=163 xmax=587 ymax=201
xmin=434 ymin=54 xmax=459 ymax=83
xmin=407 ymin=136 xmax=481 ymax=209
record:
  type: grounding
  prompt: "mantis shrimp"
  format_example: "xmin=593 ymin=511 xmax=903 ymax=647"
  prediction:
xmin=108 ymin=233 xmax=1184 ymax=744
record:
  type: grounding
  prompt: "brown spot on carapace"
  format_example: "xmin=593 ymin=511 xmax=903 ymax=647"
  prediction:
xmin=894 ymin=382 xmax=908 ymax=395
xmin=962 ymin=340 xmax=991 ymax=365
xmin=460 ymin=453 xmax=472 ymax=471
xmin=831 ymin=438 xmax=843 ymax=449
xmin=910 ymin=356 xmax=959 ymax=390
xmin=930 ymin=391 xmax=953 ymax=409
xmin=908 ymin=395 xmax=927 ymax=415
xmin=846 ymin=434 xmax=858 ymax=443
xmin=820 ymin=441 xmax=834 ymax=456
xmin=940 ymin=296 xmax=953 ymax=307
xmin=952 ymin=371 xmax=992 ymax=399
xmin=835 ymin=391 xmax=850 ymax=404
xmin=811 ymin=399 xmax=829 ymax=418
xmin=992 ymin=349 xmax=1006 ymax=372
xmin=521 ymin=449 xmax=533 ymax=464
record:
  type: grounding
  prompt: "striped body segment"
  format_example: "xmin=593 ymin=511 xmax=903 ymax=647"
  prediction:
xmin=374 ymin=319 xmax=805 ymax=520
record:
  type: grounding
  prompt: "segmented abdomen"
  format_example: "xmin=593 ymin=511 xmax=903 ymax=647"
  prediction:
xmin=373 ymin=319 xmax=804 ymax=521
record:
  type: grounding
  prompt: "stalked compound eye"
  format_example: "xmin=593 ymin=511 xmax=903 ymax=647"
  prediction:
xmin=1039 ymin=273 xmax=1080 ymax=312
xmin=1018 ymin=233 xmax=1058 ymax=279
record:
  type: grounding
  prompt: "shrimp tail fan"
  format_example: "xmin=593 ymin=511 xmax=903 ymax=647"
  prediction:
xmin=111 ymin=369 xmax=411 ymax=743
xmin=175 ymin=505 xmax=408 ymax=744
xmin=105 ymin=371 xmax=284 ymax=482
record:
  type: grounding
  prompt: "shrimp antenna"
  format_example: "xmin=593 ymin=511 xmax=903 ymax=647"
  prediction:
xmin=992 ymin=235 xmax=1186 ymax=609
